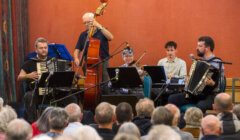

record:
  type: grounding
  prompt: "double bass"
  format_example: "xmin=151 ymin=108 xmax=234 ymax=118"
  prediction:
xmin=78 ymin=1 xmax=108 ymax=110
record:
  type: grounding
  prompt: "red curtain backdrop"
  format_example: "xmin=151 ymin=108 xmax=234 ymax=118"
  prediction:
xmin=0 ymin=0 xmax=28 ymax=102
xmin=28 ymin=0 xmax=240 ymax=78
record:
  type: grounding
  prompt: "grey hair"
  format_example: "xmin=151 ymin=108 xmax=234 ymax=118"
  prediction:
xmin=184 ymin=107 xmax=203 ymax=127
xmin=147 ymin=125 xmax=181 ymax=140
xmin=135 ymin=98 xmax=155 ymax=117
xmin=34 ymin=37 xmax=48 ymax=48
xmin=72 ymin=125 xmax=102 ymax=140
xmin=118 ymin=122 xmax=140 ymax=138
xmin=6 ymin=119 xmax=32 ymax=140
xmin=0 ymin=105 xmax=17 ymax=132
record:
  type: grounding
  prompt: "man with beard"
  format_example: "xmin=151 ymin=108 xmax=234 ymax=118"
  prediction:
xmin=18 ymin=37 xmax=51 ymax=122
xmin=168 ymin=36 xmax=224 ymax=113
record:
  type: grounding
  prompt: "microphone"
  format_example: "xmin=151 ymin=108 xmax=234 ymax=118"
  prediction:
xmin=45 ymin=71 xmax=54 ymax=83
xmin=115 ymin=68 xmax=119 ymax=80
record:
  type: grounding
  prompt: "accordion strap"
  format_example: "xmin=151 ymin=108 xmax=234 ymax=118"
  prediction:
xmin=207 ymin=56 xmax=222 ymax=63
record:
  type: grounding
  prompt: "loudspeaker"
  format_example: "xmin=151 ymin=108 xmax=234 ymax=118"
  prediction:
xmin=101 ymin=95 xmax=140 ymax=115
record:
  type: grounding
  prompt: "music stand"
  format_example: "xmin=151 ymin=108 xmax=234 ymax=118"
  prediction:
xmin=107 ymin=67 xmax=143 ymax=88
xmin=38 ymin=71 xmax=75 ymax=88
xmin=143 ymin=66 xmax=167 ymax=84
xmin=26 ymin=44 xmax=73 ymax=61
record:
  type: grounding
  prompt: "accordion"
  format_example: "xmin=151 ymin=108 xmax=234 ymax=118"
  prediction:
xmin=185 ymin=60 xmax=214 ymax=96
xmin=37 ymin=58 xmax=72 ymax=95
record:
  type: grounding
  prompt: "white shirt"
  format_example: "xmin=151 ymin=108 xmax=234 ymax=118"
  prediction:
xmin=157 ymin=57 xmax=187 ymax=79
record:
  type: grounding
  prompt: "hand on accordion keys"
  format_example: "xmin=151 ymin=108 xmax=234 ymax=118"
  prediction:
xmin=205 ymin=76 xmax=215 ymax=86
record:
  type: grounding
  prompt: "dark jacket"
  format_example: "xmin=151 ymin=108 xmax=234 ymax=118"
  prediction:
xmin=132 ymin=116 xmax=152 ymax=136
xmin=201 ymin=135 xmax=222 ymax=140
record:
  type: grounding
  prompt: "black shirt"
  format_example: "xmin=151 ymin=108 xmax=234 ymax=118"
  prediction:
xmin=75 ymin=29 xmax=109 ymax=59
xmin=21 ymin=57 xmax=51 ymax=92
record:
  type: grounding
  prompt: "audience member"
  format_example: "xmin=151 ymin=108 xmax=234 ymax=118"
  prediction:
xmin=6 ymin=119 xmax=32 ymax=140
xmin=72 ymin=125 xmax=102 ymax=140
xmin=117 ymin=122 xmax=140 ymax=139
xmin=233 ymin=104 xmax=240 ymax=120
xmin=95 ymin=102 xmax=115 ymax=140
xmin=165 ymin=104 xmax=194 ymax=140
xmin=213 ymin=93 xmax=240 ymax=135
xmin=0 ymin=105 xmax=17 ymax=140
xmin=113 ymin=102 xmax=133 ymax=133
xmin=200 ymin=115 xmax=221 ymax=140
xmin=182 ymin=107 xmax=203 ymax=139
xmin=114 ymin=133 xmax=139 ymax=140
xmin=31 ymin=107 xmax=54 ymax=137
xmin=147 ymin=125 xmax=181 ymax=140
xmin=132 ymin=98 xmax=154 ymax=136
xmin=45 ymin=107 xmax=69 ymax=138
xmin=63 ymin=103 xmax=83 ymax=136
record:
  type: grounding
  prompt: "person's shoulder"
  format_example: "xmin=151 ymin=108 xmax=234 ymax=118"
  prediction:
xmin=176 ymin=57 xmax=186 ymax=63
xmin=157 ymin=57 xmax=167 ymax=65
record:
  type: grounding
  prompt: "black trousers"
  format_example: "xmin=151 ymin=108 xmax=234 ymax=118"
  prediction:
xmin=168 ymin=92 xmax=216 ymax=113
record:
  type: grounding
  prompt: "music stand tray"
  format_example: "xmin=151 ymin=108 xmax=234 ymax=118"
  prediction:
xmin=143 ymin=66 xmax=167 ymax=84
xmin=38 ymin=71 xmax=75 ymax=87
xmin=107 ymin=67 xmax=143 ymax=88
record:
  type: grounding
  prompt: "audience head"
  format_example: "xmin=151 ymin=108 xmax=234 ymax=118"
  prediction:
xmin=201 ymin=115 xmax=221 ymax=136
xmin=72 ymin=125 xmax=102 ymax=140
xmin=147 ymin=125 xmax=181 ymax=140
xmin=233 ymin=104 xmax=240 ymax=120
xmin=135 ymin=98 xmax=154 ymax=118
xmin=118 ymin=122 xmax=140 ymax=138
xmin=6 ymin=119 xmax=32 ymax=140
xmin=0 ymin=97 xmax=3 ymax=111
xmin=65 ymin=103 xmax=82 ymax=123
xmin=95 ymin=102 xmax=114 ymax=126
xmin=213 ymin=93 xmax=233 ymax=113
xmin=48 ymin=107 xmax=69 ymax=131
xmin=36 ymin=107 xmax=54 ymax=133
xmin=151 ymin=106 xmax=173 ymax=126
xmin=114 ymin=133 xmax=139 ymax=140
xmin=184 ymin=107 xmax=203 ymax=127
xmin=116 ymin=102 xmax=133 ymax=124
xmin=31 ymin=135 xmax=52 ymax=140
xmin=164 ymin=104 xmax=180 ymax=127
xmin=0 ymin=105 xmax=17 ymax=132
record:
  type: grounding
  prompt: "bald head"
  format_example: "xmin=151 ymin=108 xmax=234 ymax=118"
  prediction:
xmin=201 ymin=115 xmax=221 ymax=136
xmin=82 ymin=12 xmax=94 ymax=23
xmin=65 ymin=103 xmax=82 ymax=122
xmin=213 ymin=93 xmax=233 ymax=112
xmin=165 ymin=104 xmax=180 ymax=126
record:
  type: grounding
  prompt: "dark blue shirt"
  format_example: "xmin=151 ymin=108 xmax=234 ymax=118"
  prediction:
xmin=75 ymin=29 xmax=109 ymax=59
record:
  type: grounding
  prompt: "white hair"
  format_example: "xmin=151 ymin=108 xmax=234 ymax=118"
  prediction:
xmin=71 ymin=125 xmax=102 ymax=140
xmin=147 ymin=125 xmax=181 ymax=140
xmin=82 ymin=12 xmax=94 ymax=21
xmin=118 ymin=122 xmax=140 ymax=138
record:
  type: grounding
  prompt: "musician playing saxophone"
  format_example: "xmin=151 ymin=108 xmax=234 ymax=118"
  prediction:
xmin=168 ymin=36 xmax=224 ymax=113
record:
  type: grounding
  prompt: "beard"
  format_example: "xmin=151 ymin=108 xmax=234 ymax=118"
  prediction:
xmin=197 ymin=49 xmax=204 ymax=57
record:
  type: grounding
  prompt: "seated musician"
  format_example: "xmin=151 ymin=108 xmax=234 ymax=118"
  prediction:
xmin=17 ymin=37 xmax=51 ymax=122
xmin=154 ymin=41 xmax=187 ymax=105
xmin=168 ymin=36 xmax=224 ymax=113
xmin=112 ymin=47 xmax=145 ymax=97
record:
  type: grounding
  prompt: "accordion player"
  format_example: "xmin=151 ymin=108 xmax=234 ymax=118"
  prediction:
xmin=184 ymin=59 xmax=222 ymax=97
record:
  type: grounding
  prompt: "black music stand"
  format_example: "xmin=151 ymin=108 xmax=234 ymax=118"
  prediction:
xmin=143 ymin=66 xmax=167 ymax=84
xmin=38 ymin=71 xmax=75 ymax=88
xmin=107 ymin=67 xmax=143 ymax=88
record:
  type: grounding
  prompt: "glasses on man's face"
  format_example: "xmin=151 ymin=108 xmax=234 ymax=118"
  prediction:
xmin=83 ymin=21 xmax=93 ymax=25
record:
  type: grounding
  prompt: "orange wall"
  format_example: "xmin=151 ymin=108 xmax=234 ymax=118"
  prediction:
xmin=28 ymin=0 xmax=240 ymax=77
